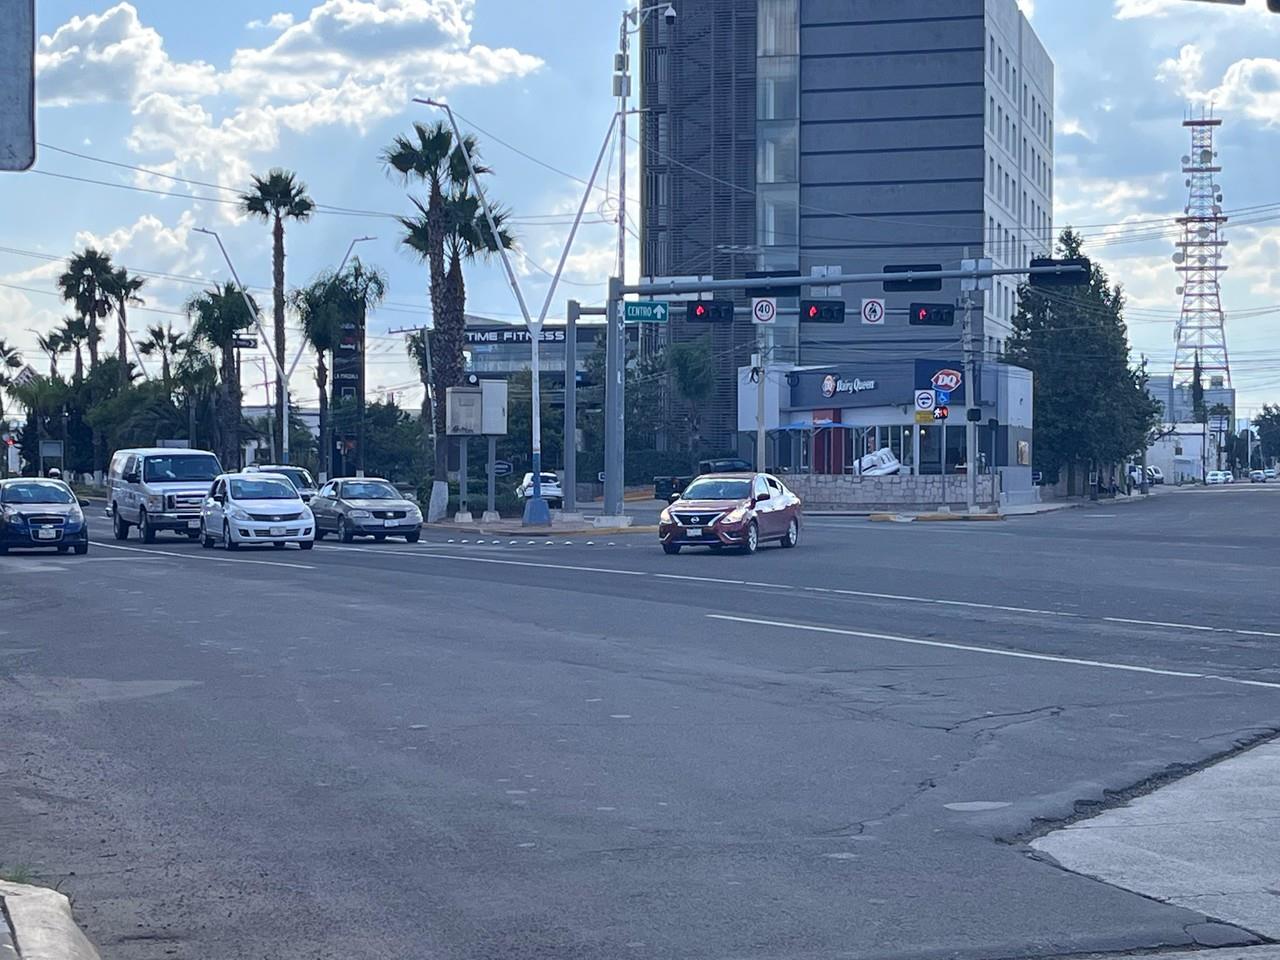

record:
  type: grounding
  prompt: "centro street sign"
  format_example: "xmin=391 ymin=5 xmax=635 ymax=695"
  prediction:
xmin=623 ymin=301 xmax=670 ymax=324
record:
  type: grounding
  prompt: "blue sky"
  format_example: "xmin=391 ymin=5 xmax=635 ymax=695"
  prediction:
xmin=3 ymin=0 xmax=1279 ymax=414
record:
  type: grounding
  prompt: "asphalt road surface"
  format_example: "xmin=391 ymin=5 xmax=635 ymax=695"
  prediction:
xmin=2 ymin=485 xmax=1279 ymax=960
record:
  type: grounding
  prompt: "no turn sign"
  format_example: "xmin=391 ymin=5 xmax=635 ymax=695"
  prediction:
xmin=752 ymin=297 xmax=777 ymax=325
xmin=861 ymin=298 xmax=886 ymax=325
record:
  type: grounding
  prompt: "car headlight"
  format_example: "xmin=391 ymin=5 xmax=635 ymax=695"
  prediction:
xmin=2 ymin=505 xmax=22 ymax=521
xmin=659 ymin=507 xmax=672 ymax=524
xmin=720 ymin=506 xmax=749 ymax=524
xmin=226 ymin=505 xmax=250 ymax=521
xmin=68 ymin=506 xmax=84 ymax=524
xmin=407 ymin=505 xmax=422 ymax=520
xmin=147 ymin=495 xmax=164 ymax=511
xmin=348 ymin=509 xmax=372 ymax=519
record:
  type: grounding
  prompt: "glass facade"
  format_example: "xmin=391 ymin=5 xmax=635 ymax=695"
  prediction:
xmin=756 ymin=0 xmax=799 ymax=361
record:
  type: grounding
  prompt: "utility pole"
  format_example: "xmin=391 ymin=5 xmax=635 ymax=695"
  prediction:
xmin=1139 ymin=354 xmax=1150 ymax=494
xmin=604 ymin=276 xmax=624 ymax=518
xmin=565 ymin=300 xmax=579 ymax=513
xmin=754 ymin=349 xmax=766 ymax=471
xmin=962 ymin=290 xmax=978 ymax=512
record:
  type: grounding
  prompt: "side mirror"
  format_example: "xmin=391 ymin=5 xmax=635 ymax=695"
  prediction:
xmin=77 ymin=498 xmax=89 ymax=507
xmin=756 ymin=492 xmax=770 ymax=503
xmin=668 ymin=492 xmax=681 ymax=504
xmin=213 ymin=493 xmax=225 ymax=504
xmin=123 ymin=472 xmax=139 ymax=484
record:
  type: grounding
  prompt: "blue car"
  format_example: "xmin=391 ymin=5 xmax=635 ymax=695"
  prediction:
xmin=0 ymin=478 xmax=90 ymax=555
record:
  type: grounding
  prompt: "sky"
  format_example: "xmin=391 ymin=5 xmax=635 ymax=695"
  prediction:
xmin=2 ymin=0 xmax=1279 ymax=417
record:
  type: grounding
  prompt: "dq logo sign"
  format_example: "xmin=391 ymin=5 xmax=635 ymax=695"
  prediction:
xmin=931 ymin=369 xmax=963 ymax=392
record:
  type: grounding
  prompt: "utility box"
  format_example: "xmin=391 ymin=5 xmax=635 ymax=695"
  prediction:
xmin=480 ymin=380 xmax=508 ymax=436
xmin=446 ymin=387 xmax=482 ymax=435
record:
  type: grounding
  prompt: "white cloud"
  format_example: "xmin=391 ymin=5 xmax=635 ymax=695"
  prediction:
xmin=37 ymin=3 xmax=217 ymax=106
xmin=1017 ymin=0 xmax=1035 ymax=18
xmin=1157 ymin=44 xmax=1205 ymax=97
xmin=1058 ymin=117 xmax=1096 ymax=142
xmin=247 ymin=12 xmax=295 ymax=30
xmin=1114 ymin=0 xmax=1167 ymax=20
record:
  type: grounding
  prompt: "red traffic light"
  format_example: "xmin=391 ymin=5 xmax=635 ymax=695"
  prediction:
xmin=917 ymin=308 xmax=929 ymax=322
xmin=808 ymin=305 xmax=819 ymax=319
xmin=695 ymin=304 xmax=707 ymax=318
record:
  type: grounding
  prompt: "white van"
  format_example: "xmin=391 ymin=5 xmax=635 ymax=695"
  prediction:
xmin=108 ymin=447 xmax=224 ymax=542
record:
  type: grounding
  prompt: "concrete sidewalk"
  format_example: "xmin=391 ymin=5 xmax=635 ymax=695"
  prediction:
xmin=0 ymin=879 xmax=100 ymax=959
xmin=1033 ymin=736 xmax=1280 ymax=941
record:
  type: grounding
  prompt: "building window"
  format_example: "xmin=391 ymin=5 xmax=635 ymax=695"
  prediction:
xmin=989 ymin=34 xmax=996 ymax=71
xmin=757 ymin=120 xmax=798 ymax=183
xmin=757 ymin=184 xmax=798 ymax=248
xmin=757 ymin=56 xmax=797 ymax=120
xmin=989 ymin=157 xmax=995 ymax=193
xmin=758 ymin=0 xmax=798 ymax=56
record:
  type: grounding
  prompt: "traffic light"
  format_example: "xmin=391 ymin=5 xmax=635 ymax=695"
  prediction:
xmin=884 ymin=263 xmax=943 ymax=292
xmin=1029 ymin=257 xmax=1091 ymax=288
xmin=909 ymin=303 xmax=955 ymax=326
xmin=800 ymin=299 xmax=846 ymax=323
xmin=933 ymin=406 xmax=950 ymax=421
xmin=685 ymin=300 xmax=734 ymax=323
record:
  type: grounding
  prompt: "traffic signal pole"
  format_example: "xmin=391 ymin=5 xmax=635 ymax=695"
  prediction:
xmin=962 ymin=291 xmax=978 ymax=513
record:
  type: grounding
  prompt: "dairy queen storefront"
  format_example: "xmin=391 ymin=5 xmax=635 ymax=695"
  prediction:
xmin=741 ymin=357 xmax=1035 ymax=492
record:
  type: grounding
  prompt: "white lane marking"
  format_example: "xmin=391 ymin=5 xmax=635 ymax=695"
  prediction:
xmin=94 ymin=541 xmax=315 ymax=570
xmin=322 ymin=547 xmax=1280 ymax=640
xmin=706 ymin=614 xmax=1280 ymax=691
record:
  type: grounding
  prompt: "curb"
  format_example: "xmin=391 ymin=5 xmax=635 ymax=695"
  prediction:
xmin=0 ymin=880 xmax=100 ymax=960
xmin=430 ymin=523 xmax=659 ymax=536
xmin=869 ymin=512 xmax=1004 ymax=522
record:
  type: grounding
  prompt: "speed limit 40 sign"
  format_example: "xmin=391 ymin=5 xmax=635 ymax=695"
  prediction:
xmin=751 ymin=297 xmax=777 ymax=325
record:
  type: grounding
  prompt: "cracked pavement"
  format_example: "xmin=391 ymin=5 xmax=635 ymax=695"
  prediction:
xmin=1 ymin=486 xmax=1279 ymax=959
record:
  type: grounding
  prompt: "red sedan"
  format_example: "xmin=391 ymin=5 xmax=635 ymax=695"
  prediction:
xmin=658 ymin=472 xmax=803 ymax=555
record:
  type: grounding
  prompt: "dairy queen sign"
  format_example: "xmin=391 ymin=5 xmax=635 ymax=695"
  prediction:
xmin=931 ymin=368 xmax=963 ymax=392
xmin=821 ymin=374 xmax=878 ymax=398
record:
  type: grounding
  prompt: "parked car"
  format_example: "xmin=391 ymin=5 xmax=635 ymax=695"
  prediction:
xmin=0 ymin=478 xmax=89 ymax=555
xmin=1266 ymin=468 xmax=1277 ymax=480
xmin=1206 ymin=470 xmax=1230 ymax=485
xmin=654 ymin=457 xmax=754 ymax=500
xmin=1146 ymin=465 xmax=1165 ymax=484
xmin=310 ymin=477 xmax=422 ymax=543
xmin=200 ymin=473 xmax=315 ymax=550
xmin=108 ymin=447 xmax=223 ymax=542
xmin=245 ymin=464 xmax=319 ymax=503
xmin=658 ymin=472 xmax=802 ymax=555
xmin=516 ymin=472 xmax=564 ymax=509
xmin=1249 ymin=469 xmax=1267 ymax=483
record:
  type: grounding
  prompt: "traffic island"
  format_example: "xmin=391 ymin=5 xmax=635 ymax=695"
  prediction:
xmin=0 ymin=879 xmax=101 ymax=960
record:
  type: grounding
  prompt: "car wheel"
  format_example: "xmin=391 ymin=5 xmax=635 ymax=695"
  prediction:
xmin=662 ymin=542 xmax=681 ymax=555
xmin=780 ymin=517 xmax=799 ymax=549
xmin=73 ymin=543 xmax=88 ymax=556
xmin=741 ymin=521 xmax=759 ymax=555
xmin=223 ymin=521 xmax=238 ymax=551
xmin=139 ymin=509 xmax=156 ymax=544
xmin=405 ymin=530 xmax=421 ymax=544
xmin=200 ymin=522 xmax=215 ymax=549
xmin=315 ymin=526 xmax=327 ymax=540
xmin=338 ymin=517 xmax=354 ymax=544
xmin=299 ymin=540 xmax=314 ymax=551
xmin=112 ymin=505 xmax=130 ymax=541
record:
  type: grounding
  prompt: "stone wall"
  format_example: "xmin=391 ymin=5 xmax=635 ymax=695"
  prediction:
xmin=783 ymin=473 xmax=999 ymax=512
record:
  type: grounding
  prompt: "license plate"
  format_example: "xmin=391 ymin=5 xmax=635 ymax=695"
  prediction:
xmin=384 ymin=519 xmax=399 ymax=528
xmin=270 ymin=526 xmax=286 ymax=537
xmin=187 ymin=519 xmax=201 ymax=529
xmin=35 ymin=528 xmax=57 ymax=540
xmin=685 ymin=528 xmax=704 ymax=538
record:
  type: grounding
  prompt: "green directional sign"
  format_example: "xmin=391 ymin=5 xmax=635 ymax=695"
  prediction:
xmin=623 ymin=300 xmax=670 ymax=324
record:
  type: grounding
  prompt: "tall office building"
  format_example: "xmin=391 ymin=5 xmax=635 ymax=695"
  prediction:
xmin=641 ymin=0 xmax=1053 ymax=473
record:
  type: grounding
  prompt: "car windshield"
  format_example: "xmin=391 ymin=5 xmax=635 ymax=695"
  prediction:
xmin=1 ymin=481 xmax=74 ymax=505
xmin=682 ymin=478 xmax=752 ymax=500
xmin=341 ymin=481 xmax=399 ymax=500
xmin=229 ymin=478 xmax=297 ymax=501
xmin=269 ymin=468 xmax=314 ymax=490
xmin=144 ymin=454 xmax=221 ymax=483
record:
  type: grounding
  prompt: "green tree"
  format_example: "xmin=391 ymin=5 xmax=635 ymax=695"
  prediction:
xmin=667 ymin=336 xmax=716 ymax=452
xmin=57 ymin=248 xmax=114 ymax=369
xmin=34 ymin=331 xmax=63 ymax=379
xmin=105 ymin=266 xmax=146 ymax=385
xmin=57 ymin=316 xmax=89 ymax=381
xmin=1254 ymin=404 xmax=1280 ymax=464
xmin=1191 ymin=352 xmax=1207 ymax=424
xmin=188 ymin=282 xmax=257 ymax=471
xmin=137 ymin=322 xmax=189 ymax=387
xmin=358 ymin=399 xmax=423 ymax=482
xmin=240 ymin=168 xmax=315 ymax=456
xmin=404 ymin=329 xmax=434 ymax=467
xmin=0 ymin=338 xmax=24 ymax=426
xmin=1004 ymin=230 xmax=1160 ymax=491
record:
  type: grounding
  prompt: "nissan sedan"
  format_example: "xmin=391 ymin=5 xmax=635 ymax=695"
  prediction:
xmin=310 ymin=478 xmax=422 ymax=543
xmin=658 ymin=472 xmax=802 ymax=555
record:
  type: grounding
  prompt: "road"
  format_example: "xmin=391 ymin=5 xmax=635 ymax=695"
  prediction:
xmin=2 ymin=484 xmax=1278 ymax=960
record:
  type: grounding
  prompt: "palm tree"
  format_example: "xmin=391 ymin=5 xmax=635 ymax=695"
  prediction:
xmin=333 ymin=259 xmax=387 ymax=476
xmin=137 ymin=322 xmax=188 ymax=387
xmin=105 ymin=267 xmax=146 ymax=384
xmin=0 ymin=339 xmax=23 ymax=426
xmin=188 ymin=282 xmax=257 ymax=472
xmin=240 ymin=169 xmax=315 ymax=458
xmin=35 ymin=331 xmax=63 ymax=379
xmin=57 ymin=316 xmax=88 ymax=382
xmin=383 ymin=121 xmax=485 ymax=480
xmin=292 ymin=276 xmax=343 ymax=479
xmin=57 ymin=248 xmax=115 ymax=369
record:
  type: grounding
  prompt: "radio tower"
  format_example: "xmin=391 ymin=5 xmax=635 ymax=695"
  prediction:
xmin=1173 ymin=110 xmax=1230 ymax=387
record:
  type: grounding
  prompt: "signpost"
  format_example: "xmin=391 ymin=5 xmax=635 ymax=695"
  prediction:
xmin=751 ymin=297 xmax=777 ymax=325
xmin=623 ymin=301 xmax=670 ymax=324
xmin=232 ymin=335 xmax=258 ymax=349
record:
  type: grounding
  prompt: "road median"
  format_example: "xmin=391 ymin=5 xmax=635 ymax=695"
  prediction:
xmin=0 ymin=879 xmax=100 ymax=960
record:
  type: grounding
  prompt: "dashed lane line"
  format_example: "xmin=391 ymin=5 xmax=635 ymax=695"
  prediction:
xmin=706 ymin=614 xmax=1280 ymax=692
xmin=94 ymin=541 xmax=316 ymax=570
